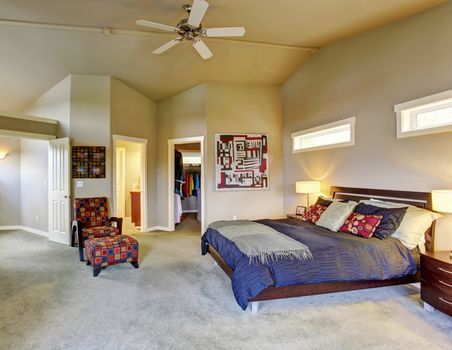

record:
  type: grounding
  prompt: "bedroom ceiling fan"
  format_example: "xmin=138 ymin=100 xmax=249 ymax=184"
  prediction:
xmin=136 ymin=0 xmax=246 ymax=60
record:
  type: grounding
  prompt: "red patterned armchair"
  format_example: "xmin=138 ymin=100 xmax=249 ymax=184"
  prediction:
xmin=72 ymin=197 xmax=122 ymax=261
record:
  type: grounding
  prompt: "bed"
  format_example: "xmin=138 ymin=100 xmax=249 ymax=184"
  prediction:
xmin=201 ymin=187 xmax=435 ymax=312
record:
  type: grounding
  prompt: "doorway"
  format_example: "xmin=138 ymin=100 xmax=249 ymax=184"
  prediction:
xmin=168 ymin=136 xmax=205 ymax=234
xmin=0 ymin=135 xmax=71 ymax=244
xmin=113 ymin=135 xmax=148 ymax=233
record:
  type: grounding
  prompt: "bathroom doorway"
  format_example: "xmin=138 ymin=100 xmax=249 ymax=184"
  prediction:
xmin=113 ymin=135 xmax=147 ymax=233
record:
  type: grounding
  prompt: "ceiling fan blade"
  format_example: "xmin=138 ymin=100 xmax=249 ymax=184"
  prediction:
xmin=153 ymin=39 xmax=181 ymax=55
xmin=136 ymin=20 xmax=178 ymax=33
xmin=193 ymin=40 xmax=213 ymax=60
xmin=204 ymin=27 xmax=246 ymax=37
xmin=188 ymin=0 xmax=209 ymax=27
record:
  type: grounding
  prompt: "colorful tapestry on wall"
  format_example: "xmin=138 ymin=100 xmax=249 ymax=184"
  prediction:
xmin=215 ymin=134 xmax=268 ymax=190
xmin=72 ymin=146 xmax=106 ymax=178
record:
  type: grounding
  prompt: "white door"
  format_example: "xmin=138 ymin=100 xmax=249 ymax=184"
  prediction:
xmin=48 ymin=138 xmax=71 ymax=245
xmin=115 ymin=147 xmax=126 ymax=218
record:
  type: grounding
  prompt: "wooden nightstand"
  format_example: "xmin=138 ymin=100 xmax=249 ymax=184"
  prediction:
xmin=420 ymin=251 xmax=452 ymax=316
xmin=287 ymin=214 xmax=303 ymax=220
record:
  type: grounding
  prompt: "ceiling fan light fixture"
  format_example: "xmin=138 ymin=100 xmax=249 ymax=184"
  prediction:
xmin=136 ymin=0 xmax=245 ymax=59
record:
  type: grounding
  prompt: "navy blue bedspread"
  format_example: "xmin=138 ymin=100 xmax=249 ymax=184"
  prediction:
xmin=201 ymin=218 xmax=418 ymax=310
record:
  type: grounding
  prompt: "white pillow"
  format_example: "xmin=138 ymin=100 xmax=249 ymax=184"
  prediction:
xmin=391 ymin=207 xmax=441 ymax=250
xmin=359 ymin=199 xmax=411 ymax=209
xmin=316 ymin=201 xmax=357 ymax=232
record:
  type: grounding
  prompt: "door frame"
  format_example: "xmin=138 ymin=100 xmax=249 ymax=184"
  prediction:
xmin=115 ymin=147 xmax=126 ymax=218
xmin=168 ymin=136 xmax=205 ymax=234
xmin=112 ymin=135 xmax=148 ymax=231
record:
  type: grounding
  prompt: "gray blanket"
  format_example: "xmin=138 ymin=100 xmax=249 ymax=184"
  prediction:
xmin=209 ymin=220 xmax=312 ymax=264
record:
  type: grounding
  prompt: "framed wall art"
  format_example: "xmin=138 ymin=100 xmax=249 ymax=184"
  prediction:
xmin=215 ymin=133 xmax=268 ymax=191
xmin=72 ymin=146 xmax=106 ymax=178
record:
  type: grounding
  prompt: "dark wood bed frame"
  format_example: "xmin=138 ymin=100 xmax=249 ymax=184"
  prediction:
xmin=206 ymin=186 xmax=434 ymax=312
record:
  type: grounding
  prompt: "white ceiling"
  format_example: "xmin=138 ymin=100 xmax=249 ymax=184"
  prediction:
xmin=0 ymin=0 xmax=446 ymax=110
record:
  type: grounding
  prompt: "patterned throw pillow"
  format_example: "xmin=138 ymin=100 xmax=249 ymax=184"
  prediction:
xmin=303 ymin=204 xmax=327 ymax=224
xmin=340 ymin=213 xmax=383 ymax=238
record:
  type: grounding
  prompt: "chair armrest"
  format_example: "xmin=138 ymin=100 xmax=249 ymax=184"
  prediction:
xmin=109 ymin=217 xmax=123 ymax=235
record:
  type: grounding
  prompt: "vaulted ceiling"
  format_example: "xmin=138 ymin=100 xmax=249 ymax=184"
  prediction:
xmin=0 ymin=0 xmax=446 ymax=111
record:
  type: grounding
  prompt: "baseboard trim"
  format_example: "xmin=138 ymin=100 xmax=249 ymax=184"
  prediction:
xmin=23 ymin=226 xmax=49 ymax=237
xmin=146 ymin=226 xmax=173 ymax=232
xmin=0 ymin=225 xmax=48 ymax=237
xmin=0 ymin=225 xmax=22 ymax=231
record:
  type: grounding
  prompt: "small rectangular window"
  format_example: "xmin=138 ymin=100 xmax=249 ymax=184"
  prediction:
xmin=395 ymin=90 xmax=452 ymax=138
xmin=291 ymin=117 xmax=355 ymax=153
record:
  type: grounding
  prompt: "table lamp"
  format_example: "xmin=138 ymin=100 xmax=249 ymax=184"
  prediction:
xmin=432 ymin=190 xmax=452 ymax=214
xmin=295 ymin=180 xmax=320 ymax=207
xmin=432 ymin=189 xmax=452 ymax=257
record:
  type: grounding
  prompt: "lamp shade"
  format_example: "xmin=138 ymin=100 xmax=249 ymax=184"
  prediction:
xmin=295 ymin=181 xmax=320 ymax=194
xmin=432 ymin=190 xmax=452 ymax=213
xmin=0 ymin=151 xmax=7 ymax=160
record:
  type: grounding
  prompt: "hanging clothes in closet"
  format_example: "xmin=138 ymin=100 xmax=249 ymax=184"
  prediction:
xmin=182 ymin=167 xmax=200 ymax=198
xmin=174 ymin=150 xmax=184 ymax=196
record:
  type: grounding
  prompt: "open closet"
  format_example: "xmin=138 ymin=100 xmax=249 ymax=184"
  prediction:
xmin=174 ymin=142 xmax=201 ymax=231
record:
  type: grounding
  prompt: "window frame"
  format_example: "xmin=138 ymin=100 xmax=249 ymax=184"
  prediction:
xmin=395 ymin=89 xmax=452 ymax=139
xmin=291 ymin=116 xmax=356 ymax=153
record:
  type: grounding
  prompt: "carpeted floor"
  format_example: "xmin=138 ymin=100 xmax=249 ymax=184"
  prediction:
xmin=0 ymin=223 xmax=451 ymax=350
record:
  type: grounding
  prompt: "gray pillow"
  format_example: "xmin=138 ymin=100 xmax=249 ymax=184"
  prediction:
xmin=316 ymin=201 xmax=357 ymax=232
xmin=354 ymin=203 xmax=408 ymax=239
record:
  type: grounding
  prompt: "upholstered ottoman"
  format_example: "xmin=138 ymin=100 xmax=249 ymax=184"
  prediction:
xmin=84 ymin=235 xmax=139 ymax=276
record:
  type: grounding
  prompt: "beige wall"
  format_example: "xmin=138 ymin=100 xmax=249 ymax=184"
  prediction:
xmin=24 ymin=75 xmax=112 ymax=199
xmin=20 ymin=75 xmax=158 ymax=229
xmin=205 ymin=83 xmax=284 ymax=224
xmin=110 ymin=78 xmax=158 ymax=227
xmin=69 ymin=75 xmax=111 ymax=198
xmin=0 ymin=137 xmax=48 ymax=230
xmin=0 ymin=137 xmax=21 ymax=226
xmin=22 ymin=76 xmax=71 ymax=138
xmin=156 ymin=84 xmax=207 ymax=227
xmin=156 ymin=83 xmax=284 ymax=228
xmin=20 ymin=139 xmax=48 ymax=231
xmin=282 ymin=3 xmax=452 ymax=214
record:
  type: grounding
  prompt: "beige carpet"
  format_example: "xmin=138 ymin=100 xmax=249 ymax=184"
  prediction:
xmin=0 ymin=223 xmax=451 ymax=350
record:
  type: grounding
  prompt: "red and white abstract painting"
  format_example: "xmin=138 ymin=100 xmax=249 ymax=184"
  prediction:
xmin=215 ymin=134 xmax=268 ymax=190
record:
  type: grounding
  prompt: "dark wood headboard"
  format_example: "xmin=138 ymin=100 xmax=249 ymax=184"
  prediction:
xmin=330 ymin=186 xmax=434 ymax=251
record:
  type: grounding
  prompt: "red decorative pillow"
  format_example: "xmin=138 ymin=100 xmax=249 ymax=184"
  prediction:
xmin=303 ymin=204 xmax=327 ymax=224
xmin=340 ymin=213 xmax=383 ymax=238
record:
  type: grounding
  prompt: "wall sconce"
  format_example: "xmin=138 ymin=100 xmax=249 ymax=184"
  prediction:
xmin=0 ymin=151 xmax=8 ymax=160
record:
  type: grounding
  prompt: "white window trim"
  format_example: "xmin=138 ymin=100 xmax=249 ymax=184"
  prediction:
xmin=291 ymin=117 xmax=356 ymax=153
xmin=395 ymin=89 xmax=452 ymax=139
